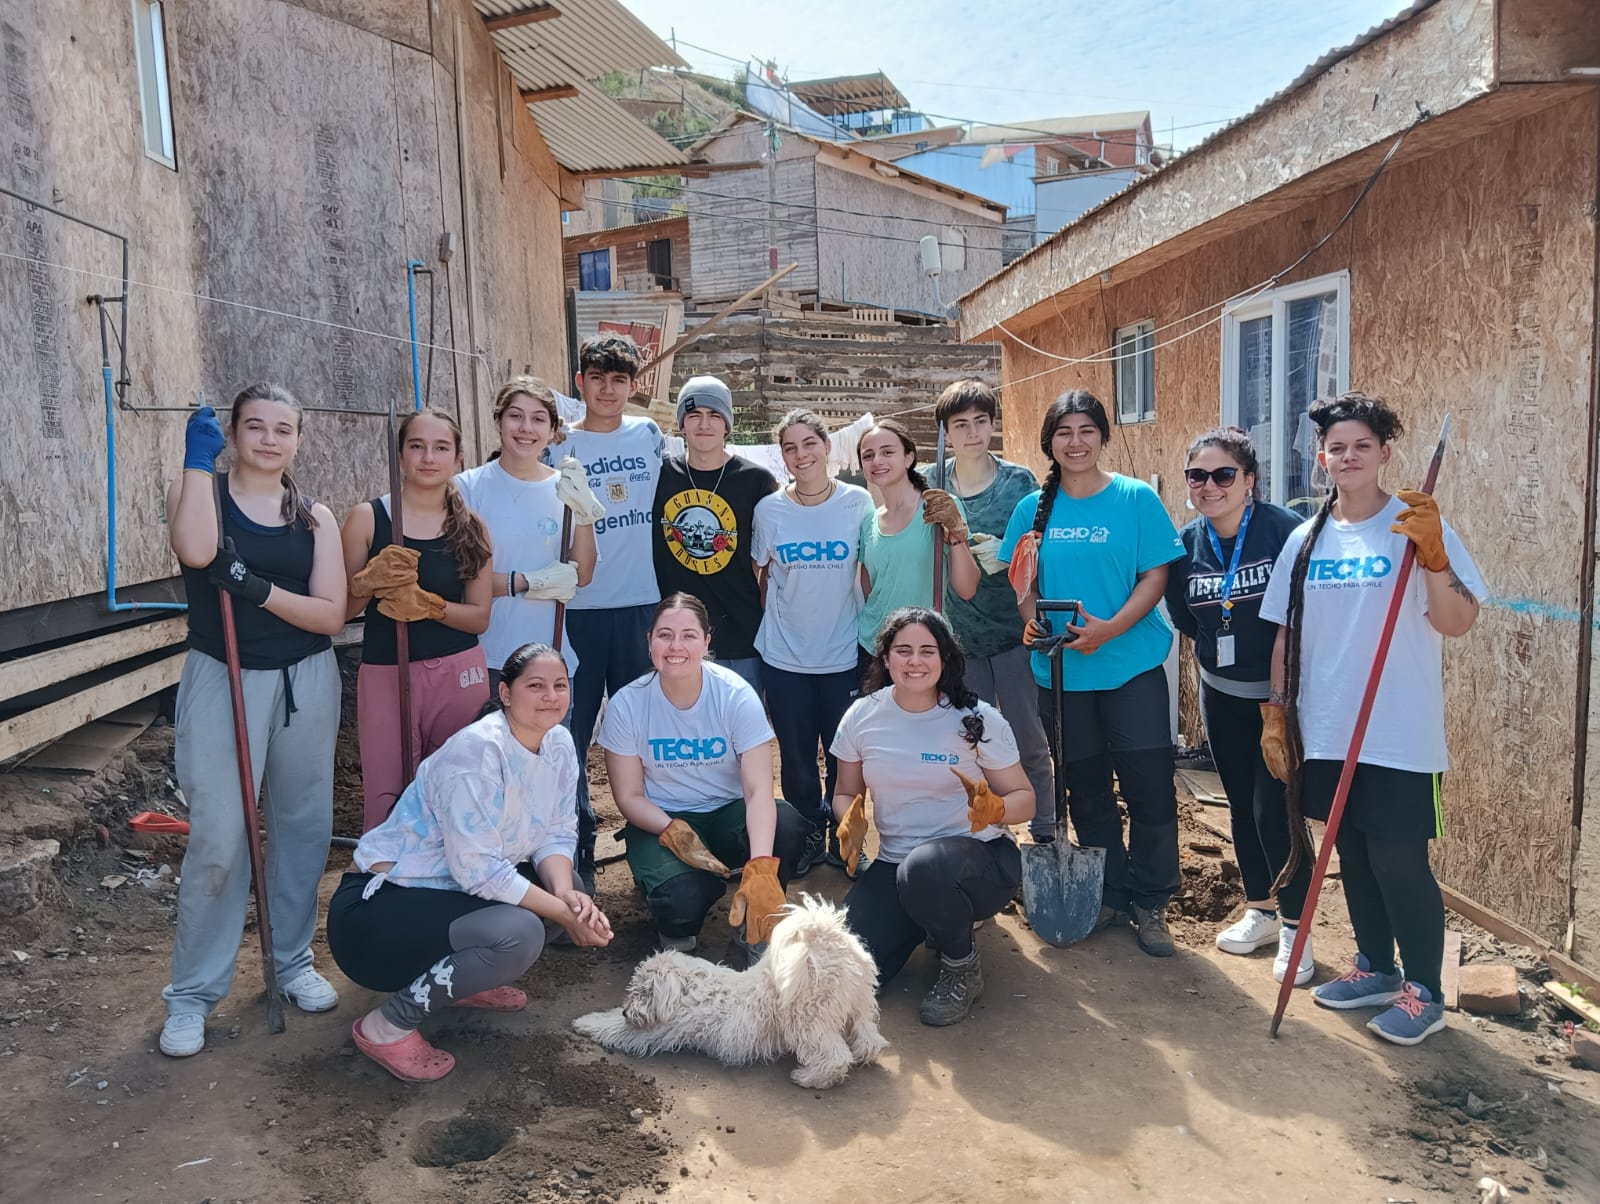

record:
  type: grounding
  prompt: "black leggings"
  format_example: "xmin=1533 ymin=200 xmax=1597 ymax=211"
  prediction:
xmin=1335 ymin=827 xmax=1444 ymax=998
xmin=1200 ymin=683 xmax=1311 ymax=919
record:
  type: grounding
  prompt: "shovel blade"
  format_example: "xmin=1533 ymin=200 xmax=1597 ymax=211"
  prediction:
xmin=1021 ymin=835 xmax=1106 ymax=948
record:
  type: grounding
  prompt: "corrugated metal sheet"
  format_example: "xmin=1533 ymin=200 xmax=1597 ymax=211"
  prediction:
xmin=573 ymin=290 xmax=685 ymax=341
xmin=961 ymin=111 xmax=1150 ymax=143
xmin=473 ymin=0 xmax=689 ymax=174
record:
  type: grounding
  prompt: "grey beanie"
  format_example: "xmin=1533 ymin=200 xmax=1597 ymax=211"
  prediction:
xmin=676 ymin=375 xmax=734 ymax=432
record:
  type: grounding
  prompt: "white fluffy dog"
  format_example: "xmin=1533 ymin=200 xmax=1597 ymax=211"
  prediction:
xmin=572 ymin=894 xmax=886 ymax=1089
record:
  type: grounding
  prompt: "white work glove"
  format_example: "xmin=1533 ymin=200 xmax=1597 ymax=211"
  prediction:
xmin=521 ymin=560 xmax=579 ymax=602
xmin=556 ymin=456 xmax=606 ymax=525
xmin=970 ymin=532 xmax=1006 ymax=575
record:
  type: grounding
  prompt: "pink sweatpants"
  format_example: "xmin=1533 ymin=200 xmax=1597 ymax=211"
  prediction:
xmin=357 ymin=645 xmax=490 ymax=831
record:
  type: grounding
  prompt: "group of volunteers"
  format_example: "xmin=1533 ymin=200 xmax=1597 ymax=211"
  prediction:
xmin=156 ymin=328 xmax=1480 ymax=1080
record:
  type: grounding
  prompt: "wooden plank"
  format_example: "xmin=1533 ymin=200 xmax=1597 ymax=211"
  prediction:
xmin=483 ymin=4 xmax=560 ymax=33
xmin=0 ymin=651 xmax=185 ymax=763
xmin=0 ymin=616 xmax=187 ymax=706
xmin=519 ymin=85 xmax=578 ymax=104
xmin=1441 ymin=929 xmax=1463 ymax=1010
xmin=1440 ymin=883 xmax=1600 ymax=998
xmin=1542 ymin=980 xmax=1600 ymax=1028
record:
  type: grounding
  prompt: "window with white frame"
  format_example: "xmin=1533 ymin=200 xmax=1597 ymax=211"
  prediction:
xmin=1113 ymin=320 xmax=1155 ymax=423
xmin=1220 ymin=270 xmax=1349 ymax=514
xmin=132 ymin=1 xmax=176 ymax=168
xmin=578 ymin=249 xmax=612 ymax=292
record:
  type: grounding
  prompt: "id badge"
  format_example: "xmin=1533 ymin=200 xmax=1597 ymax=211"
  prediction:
xmin=1215 ymin=633 xmax=1236 ymax=668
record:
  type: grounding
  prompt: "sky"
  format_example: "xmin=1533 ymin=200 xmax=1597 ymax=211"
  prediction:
xmin=622 ymin=0 xmax=1411 ymax=150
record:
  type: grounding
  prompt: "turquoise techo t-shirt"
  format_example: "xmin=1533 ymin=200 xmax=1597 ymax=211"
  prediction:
xmin=999 ymin=474 xmax=1183 ymax=691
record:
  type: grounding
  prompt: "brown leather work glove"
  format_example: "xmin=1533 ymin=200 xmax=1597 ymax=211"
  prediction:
xmin=375 ymin=582 xmax=447 ymax=623
xmin=836 ymin=793 xmax=868 ymax=878
xmin=1390 ymin=490 xmax=1450 ymax=573
xmin=658 ymin=818 xmax=731 ymax=875
xmin=727 ymin=856 xmax=786 ymax=944
xmin=351 ymin=544 xmax=420 ymax=598
xmin=1007 ymin=530 xmax=1039 ymax=597
xmin=921 ymin=488 xmax=969 ymax=545
xmin=1259 ymin=703 xmax=1289 ymax=783
xmin=951 ymin=767 xmax=1006 ymax=832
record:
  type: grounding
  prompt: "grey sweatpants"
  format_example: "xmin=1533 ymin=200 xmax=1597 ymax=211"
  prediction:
xmin=965 ymin=643 xmax=1056 ymax=837
xmin=163 ymin=648 xmax=339 ymax=1017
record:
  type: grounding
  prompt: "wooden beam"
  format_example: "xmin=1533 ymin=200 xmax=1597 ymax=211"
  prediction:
xmin=484 ymin=4 xmax=559 ymax=33
xmin=0 ymin=651 xmax=185 ymax=763
xmin=0 ymin=616 xmax=187 ymax=706
xmin=1439 ymin=882 xmax=1600 ymax=998
xmin=519 ymin=84 xmax=578 ymax=104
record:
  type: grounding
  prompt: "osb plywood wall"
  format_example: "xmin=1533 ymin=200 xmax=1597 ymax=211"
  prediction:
xmin=0 ymin=0 xmax=568 ymax=616
xmin=986 ymin=94 xmax=1598 ymax=943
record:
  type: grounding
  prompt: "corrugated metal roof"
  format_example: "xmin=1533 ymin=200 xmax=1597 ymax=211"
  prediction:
xmin=967 ymin=0 xmax=1440 ymax=289
xmin=473 ymin=0 xmax=690 ymax=174
xmin=961 ymin=111 xmax=1151 ymax=144
xmin=789 ymin=73 xmax=909 ymax=116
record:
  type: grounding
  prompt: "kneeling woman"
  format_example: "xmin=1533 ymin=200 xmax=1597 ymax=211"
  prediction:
xmin=831 ymin=608 xmax=1034 ymax=1026
xmin=327 ymin=644 xmax=612 ymax=1082
xmin=600 ymin=593 xmax=808 ymax=956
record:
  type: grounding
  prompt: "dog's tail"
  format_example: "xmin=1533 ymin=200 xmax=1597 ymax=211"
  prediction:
xmin=769 ymin=894 xmax=880 ymax=1008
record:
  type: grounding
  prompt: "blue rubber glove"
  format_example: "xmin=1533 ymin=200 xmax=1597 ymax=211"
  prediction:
xmin=184 ymin=406 xmax=226 ymax=474
xmin=208 ymin=538 xmax=272 ymax=607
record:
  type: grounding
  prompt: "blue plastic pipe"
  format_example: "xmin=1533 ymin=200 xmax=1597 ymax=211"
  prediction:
xmin=406 ymin=258 xmax=425 ymax=412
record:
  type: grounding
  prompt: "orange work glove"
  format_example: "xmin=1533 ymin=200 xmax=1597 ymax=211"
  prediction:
xmin=1390 ymin=490 xmax=1450 ymax=572
xmin=951 ymin=767 xmax=1005 ymax=832
xmin=351 ymin=544 xmax=420 ymax=598
xmin=1007 ymin=530 xmax=1039 ymax=598
xmin=727 ymin=856 xmax=786 ymax=944
xmin=836 ymin=793 xmax=868 ymax=878
xmin=1259 ymin=703 xmax=1289 ymax=783
xmin=921 ymin=488 xmax=969 ymax=545
xmin=658 ymin=818 xmax=731 ymax=876
xmin=375 ymin=582 xmax=447 ymax=623
xmin=1022 ymin=618 xmax=1048 ymax=648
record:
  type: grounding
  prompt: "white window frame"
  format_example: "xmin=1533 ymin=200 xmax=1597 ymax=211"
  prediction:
xmin=132 ymin=0 xmax=176 ymax=168
xmin=1113 ymin=319 xmax=1155 ymax=424
xmin=1220 ymin=269 xmax=1350 ymax=508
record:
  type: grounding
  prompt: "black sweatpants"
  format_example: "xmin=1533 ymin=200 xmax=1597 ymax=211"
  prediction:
xmin=1200 ymin=683 xmax=1311 ymax=919
xmin=1041 ymin=667 xmax=1180 ymax=911
xmin=843 ymin=835 xmax=1021 ymax=987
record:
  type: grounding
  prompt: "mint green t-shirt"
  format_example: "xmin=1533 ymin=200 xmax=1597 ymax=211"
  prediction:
xmin=858 ymin=495 xmax=967 ymax=653
xmin=999 ymin=474 xmax=1183 ymax=691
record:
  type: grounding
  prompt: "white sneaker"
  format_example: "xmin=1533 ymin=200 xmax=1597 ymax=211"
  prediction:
xmin=1273 ymin=925 xmax=1314 ymax=986
xmin=1215 ymin=908 xmax=1281 ymax=954
xmin=658 ymin=932 xmax=698 ymax=954
xmin=280 ymin=968 xmax=339 ymax=1013
xmin=160 ymin=1013 xmax=206 ymax=1057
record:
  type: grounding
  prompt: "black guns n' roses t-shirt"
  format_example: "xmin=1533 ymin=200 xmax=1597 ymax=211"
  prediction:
xmin=652 ymin=454 xmax=778 ymax=660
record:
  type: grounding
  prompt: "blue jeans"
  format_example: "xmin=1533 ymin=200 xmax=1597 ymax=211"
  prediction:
xmin=567 ymin=604 xmax=655 ymax=871
xmin=719 ymin=656 xmax=763 ymax=696
xmin=762 ymin=662 xmax=858 ymax=827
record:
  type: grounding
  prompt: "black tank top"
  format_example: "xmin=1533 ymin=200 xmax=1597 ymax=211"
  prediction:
xmin=181 ymin=474 xmax=333 ymax=670
xmin=359 ymin=497 xmax=478 ymax=665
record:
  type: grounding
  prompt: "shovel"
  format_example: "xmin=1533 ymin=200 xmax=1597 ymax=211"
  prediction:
xmin=1021 ymin=599 xmax=1106 ymax=947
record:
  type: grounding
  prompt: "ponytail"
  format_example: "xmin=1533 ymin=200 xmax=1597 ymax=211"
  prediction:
xmin=279 ymin=471 xmax=318 ymax=530
xmin=441 ymin=480 xmax=492 ymax=579
xmin=1032 ymin=461 xmax=1061 ymax=535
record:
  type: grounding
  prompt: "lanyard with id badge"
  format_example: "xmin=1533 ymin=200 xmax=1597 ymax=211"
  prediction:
xmin=1205 ymin=504 xmax=1252 ymax=668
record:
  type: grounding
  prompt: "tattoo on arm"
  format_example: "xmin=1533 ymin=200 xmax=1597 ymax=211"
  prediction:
xmin=1445 ymin=569 xmax=1478 ymax=605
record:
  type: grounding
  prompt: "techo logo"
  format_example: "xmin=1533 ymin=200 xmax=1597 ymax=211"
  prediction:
xmin=920 ymin=752 xmax=961 ymax=764
xmin=775 ymin=540 xmax=850 ymax=564
xmin=649 ymin=737 xmax=729 ymax=762
xmin=1307 ymin=555 xmax=1393 ymax=582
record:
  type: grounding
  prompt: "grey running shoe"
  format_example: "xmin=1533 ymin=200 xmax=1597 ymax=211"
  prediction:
xmin=1093 ymin=904 xmax=1132 ymax=933
xmin=794 ymin=824 xmax=827 ymax=879
xmin=1132 ymin=904 xmax=1175 ymax=957
xmin=919 ymin=950 xmax=984 ymax=1026
xmin=825 ymin=824 xmax=870 ymax=876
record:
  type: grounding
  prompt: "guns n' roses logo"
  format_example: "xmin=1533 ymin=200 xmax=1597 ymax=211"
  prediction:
xmin=659 ymin=488 xmax=737 ymax=575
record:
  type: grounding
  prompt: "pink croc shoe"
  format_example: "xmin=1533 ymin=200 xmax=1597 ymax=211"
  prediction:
xmin=351 ymin=1017 xmax=455 ymax=1083
xmin=451 ymin=986 xmax=528 ymax=1012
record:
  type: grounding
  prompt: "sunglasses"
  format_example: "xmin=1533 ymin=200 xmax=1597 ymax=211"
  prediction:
xmin=1183 ymin=466 xmax=1241 ymax=488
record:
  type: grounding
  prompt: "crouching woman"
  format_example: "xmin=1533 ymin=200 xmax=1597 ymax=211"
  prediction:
xmin=327 ymin=643 xmax=612 ymax=1082
xmin=832 ymin=608 xmax=1034 ymax=1026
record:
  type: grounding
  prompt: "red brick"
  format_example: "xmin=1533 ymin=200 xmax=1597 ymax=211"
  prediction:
xmin=1457 ymin=964 xmax=1520 ymax=1015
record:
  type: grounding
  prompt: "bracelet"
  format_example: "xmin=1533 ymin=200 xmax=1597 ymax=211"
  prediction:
xmin=507 ymin=571 xmax=516 ymax=598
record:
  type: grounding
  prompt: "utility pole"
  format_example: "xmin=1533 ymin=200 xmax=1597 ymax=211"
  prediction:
xmin=765 ymin=116 xmax=779 ymax=274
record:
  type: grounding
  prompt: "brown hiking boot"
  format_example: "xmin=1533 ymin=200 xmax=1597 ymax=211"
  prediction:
xmin=1133 ymin=905 xmax=1175 ymax=957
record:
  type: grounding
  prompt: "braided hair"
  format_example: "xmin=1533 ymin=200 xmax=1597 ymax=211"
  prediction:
xmin=1031 ymin=390 xmax=1112 ymax=535
xmin=864 ymin=607 xmax=988 ymax=749
xmin=396 ymin=408 xmax=492 ymax=579
xmin=228 ymin=384 xmax=317 ymax=530
xmin=1272 ymin=392 xmax=1405 ymax=891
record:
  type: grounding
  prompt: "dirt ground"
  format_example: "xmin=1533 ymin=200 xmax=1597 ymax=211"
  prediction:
xmin=2 ymin=711 xmax=1599 ymax=1204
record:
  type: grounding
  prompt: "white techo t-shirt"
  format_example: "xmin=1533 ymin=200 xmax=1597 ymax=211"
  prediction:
xmin=597 ymin=661 xmax=775 ymax=814
xmin=1258 ymin=493 xmax=1484 ymax=773
xmin=830 ymin=688 xmax=1020 ymax=863
xmin=751 ymin=483 xmax=873 ymax=675
xmin=455 ymin=461 xmax=568 ymax=673
xmin=550 ymin=417 xmax=664 ymax=611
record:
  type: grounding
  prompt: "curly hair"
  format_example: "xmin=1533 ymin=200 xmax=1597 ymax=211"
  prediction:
xmin=863 ymin=607 xmax=987 ymax=749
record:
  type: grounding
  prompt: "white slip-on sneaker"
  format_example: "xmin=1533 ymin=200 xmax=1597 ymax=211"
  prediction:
xmin=1273 ymin=925 xmax=1314 ymax=986
xmin=1215 ymin=908 xmax=1281 ymax=955
xmin=160 ymin=1013 xmax=206 ymax=1057
xmin=280 ymin=968 xmax=339 ymax=1013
